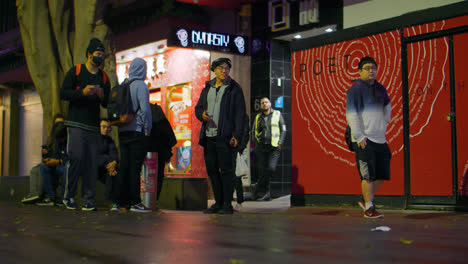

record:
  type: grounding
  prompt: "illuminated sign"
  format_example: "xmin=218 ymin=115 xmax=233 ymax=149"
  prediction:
xmin=170 ymin=28 xmax=248 ymax=55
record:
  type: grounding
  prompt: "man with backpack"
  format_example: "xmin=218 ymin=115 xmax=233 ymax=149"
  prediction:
xmin=346 ymin=56 xmax=392 ymax=219
xmin=60 ymin=38 xmax=110 ymax=211
xmin=113 ymin=57 xmax=152 ymax=213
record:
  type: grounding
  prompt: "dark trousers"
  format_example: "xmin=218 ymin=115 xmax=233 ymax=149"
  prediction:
xmin=40 ymin=164 xmax=65 ymax=199
xmin=232 ymin=154 xmax=244 ymax=203
xmin=255 ymin=144 xmax=281 ymax=195
xmin=97 ymin=166 xmax=119 ymax=202
xmin=116 ymin=131 xmax=147 ymax=206
xmin=204 ymin=137 xmax=235 ymax=208
xmin=64 ymin=127 xmax=99 ymax=204
xmin=156 ymin=156 xmax=165 ymax=200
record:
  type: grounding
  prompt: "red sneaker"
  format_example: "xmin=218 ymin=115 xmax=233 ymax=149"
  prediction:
xmin=358 ymin=200 xmax=366 ymax=212
xmin=364 ymin=207 xmax=384 ymax=219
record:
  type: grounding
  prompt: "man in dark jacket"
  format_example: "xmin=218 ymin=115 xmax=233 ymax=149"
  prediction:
xmin=195 ymin=57 xmax=246 ymax=214
xmin=60 ymin=38 xmax=110 ymax=211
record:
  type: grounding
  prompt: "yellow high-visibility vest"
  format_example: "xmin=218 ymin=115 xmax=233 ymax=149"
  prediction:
xmin=254 ymin=110 xmax=281 ymax=147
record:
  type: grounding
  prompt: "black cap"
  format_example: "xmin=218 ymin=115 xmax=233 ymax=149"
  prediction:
xmin=86 ymin=38 xmax=105 ymax=58
xmin=210 ymin=57 xmax=232 ymax=72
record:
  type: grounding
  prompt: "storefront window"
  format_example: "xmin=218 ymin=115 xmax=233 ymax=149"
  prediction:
xmin=149 ymin=87 xmax=161 ymax=104
xmin=116 ymin=40 xmax=210 ymax=178
xmin=166 ymin=82 xmax=192 ymax=174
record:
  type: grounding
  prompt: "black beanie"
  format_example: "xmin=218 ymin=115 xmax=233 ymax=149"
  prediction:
xmin=210 ymin=57 xmax=232 ymax=71
xmin=86 ymin=38 xmax=105 ymax=57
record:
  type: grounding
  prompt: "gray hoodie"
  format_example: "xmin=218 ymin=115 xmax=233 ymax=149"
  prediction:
xmin=119 ymin=58 xmax=152 ymax=134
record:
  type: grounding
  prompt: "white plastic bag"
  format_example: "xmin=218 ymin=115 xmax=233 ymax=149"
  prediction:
xmin=235 ymin=153 xmax=249 ymax=177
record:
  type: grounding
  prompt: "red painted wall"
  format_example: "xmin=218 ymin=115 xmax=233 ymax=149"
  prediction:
xmin=292 ymin=30 xmax=404 ymax=195
xmin=291 ymin=15 xmax=468 ymax=196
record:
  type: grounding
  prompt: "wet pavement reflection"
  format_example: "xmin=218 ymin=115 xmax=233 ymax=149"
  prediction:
xmin=1 ymin=198 xmax=467 ymax=264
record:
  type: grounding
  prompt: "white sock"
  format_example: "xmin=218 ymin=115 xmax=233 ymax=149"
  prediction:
xmin=365 ymin=202 xmax=373 ymax=210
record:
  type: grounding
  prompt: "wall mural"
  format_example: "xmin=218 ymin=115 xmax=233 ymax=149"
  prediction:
xmin=292 ymin=15 xmax=468 ymax=196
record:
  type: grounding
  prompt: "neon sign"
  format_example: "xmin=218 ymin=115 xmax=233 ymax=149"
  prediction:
xmin=192 ymin=31 xmax=230 ymax=47
xmin=172 ymin=28 xmax=248 ymax=55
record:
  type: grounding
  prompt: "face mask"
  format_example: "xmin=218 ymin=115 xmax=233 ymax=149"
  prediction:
xmin=92 ymin=56 xmax=104 ymax=67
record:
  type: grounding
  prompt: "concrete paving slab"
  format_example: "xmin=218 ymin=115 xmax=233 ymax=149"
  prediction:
xmin=1 ymin=199 xmax=467 ymax=264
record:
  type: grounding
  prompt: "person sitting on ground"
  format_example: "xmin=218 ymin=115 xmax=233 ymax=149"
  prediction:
xmin=36 ymin=114 xmax=68 ymax=206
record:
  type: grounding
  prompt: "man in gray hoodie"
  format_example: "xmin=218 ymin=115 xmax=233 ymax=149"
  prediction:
xmin=114 ymin=58 xmax=152 ymax=212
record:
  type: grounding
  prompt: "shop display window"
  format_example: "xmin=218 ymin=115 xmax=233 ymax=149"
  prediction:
xmin=166 ymin=82 xmax=192 ymax=174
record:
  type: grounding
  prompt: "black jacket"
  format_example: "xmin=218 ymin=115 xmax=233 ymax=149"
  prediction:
xmin=235 ymin=114 xmax=250 ymax=154
xmin=97 ymin=135 xmax=119 ymax=168
xmin=195 ymin=77 xmax=246 ymax=147
xmin=147 ymin=103 xmax=177 ymax=162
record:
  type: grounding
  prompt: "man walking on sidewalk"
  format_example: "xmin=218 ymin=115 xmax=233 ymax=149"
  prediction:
xmin=346 ymin=56 xmax=392 ymax=219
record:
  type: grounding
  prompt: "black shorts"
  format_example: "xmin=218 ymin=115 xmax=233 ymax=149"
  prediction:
xmin=354 ymin=140 xmax=392 ymax=181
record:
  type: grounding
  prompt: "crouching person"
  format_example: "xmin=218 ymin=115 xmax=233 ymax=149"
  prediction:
xmin=96 ymin=119 xmax=120 ymax=211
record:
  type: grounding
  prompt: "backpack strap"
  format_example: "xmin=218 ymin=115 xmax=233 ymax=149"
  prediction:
xmin=76 ymin=64 xmax=81 ymax=76
xmin=76 ymin=64 xmax=108 ymax=85
xmin=102 ymin=70 xmax=108 ymax=84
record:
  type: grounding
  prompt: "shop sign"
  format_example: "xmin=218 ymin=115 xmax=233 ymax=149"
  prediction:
xmin=169 ymin=28 xmax=248 ymax=55
xmin=299 ymin=0 xmax=319 ymax=26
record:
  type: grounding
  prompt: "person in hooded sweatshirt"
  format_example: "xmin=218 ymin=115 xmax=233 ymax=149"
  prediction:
xmin=60 ymin=38 xmax=110 ymax=211
xmin=114 ymin=57 xmax=152 ymax=212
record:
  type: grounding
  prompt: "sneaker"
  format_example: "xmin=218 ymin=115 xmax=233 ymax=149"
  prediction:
xmin=234 ymin=203 xmax=242 ymax=212
xmin=358 ymin=200 xmax=366 ymax=212
xmin=37 ymin=197 xmax=54 ymax=206
xmin=130 ymin=203 xmax=152 ymax=213
xmin=82 ymin=202 xmax=97 ymax=211
xmin=203 ymin=204 xmax=221 ymax=214
xmin=110 ymin=203 xmax=119 ymax=212
xmin=256 ymin=192 xmax=271 ymax=201
xmin=55 ymin=198 xmax=64 ymax=207
xmin=364 ymin=206 xmax=384 ymax=219
xmin=218 ymin=205 xmax=234 ymax=215
xmin=21 ymin=194 xmax=40 ymax=204
xmin=62 ymin=198 xmax=78 ymax=210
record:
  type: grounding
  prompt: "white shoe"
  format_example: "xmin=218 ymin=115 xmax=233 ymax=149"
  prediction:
xmin=234 ymin=203 xmax=242 ymax=212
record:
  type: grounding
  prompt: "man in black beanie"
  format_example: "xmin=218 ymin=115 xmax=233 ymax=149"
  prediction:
xmin=195 ymin=58 xmax=246 ymax=214
xmin=60 ymin=37 xmax=110 ymax=211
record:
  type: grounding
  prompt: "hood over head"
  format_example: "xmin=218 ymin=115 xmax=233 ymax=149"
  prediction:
xmin=128 ymin=58 xmax=147 ymax=81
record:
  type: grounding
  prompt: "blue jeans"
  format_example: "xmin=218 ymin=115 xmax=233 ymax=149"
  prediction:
xmin=40 ymin=164 xmax=65 ymax=199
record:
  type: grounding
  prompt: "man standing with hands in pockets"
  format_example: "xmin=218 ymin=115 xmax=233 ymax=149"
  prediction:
xmin=60 ymin=38 xmax=110 ymax=211
xmin=195 ymin=58 xmax=246 ymax=214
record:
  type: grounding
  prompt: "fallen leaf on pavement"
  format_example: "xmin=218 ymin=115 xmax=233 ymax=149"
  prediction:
xmin=400 ymin=238 xmax=413 ymax=245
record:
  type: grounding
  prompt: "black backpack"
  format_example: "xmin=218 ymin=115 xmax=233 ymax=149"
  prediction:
xmin=107 ymin=78 xmax=137 ymax=125
xmin=345 ymin=125 xmax=354 ymax=152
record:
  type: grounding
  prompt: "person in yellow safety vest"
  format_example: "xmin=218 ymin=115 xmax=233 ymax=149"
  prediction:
xmin=252 ymin=97 xmax=286 ymax=201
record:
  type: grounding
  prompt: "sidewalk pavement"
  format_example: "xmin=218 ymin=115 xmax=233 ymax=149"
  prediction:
xmin=1 ymin=196 xmax=467 ymax=264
